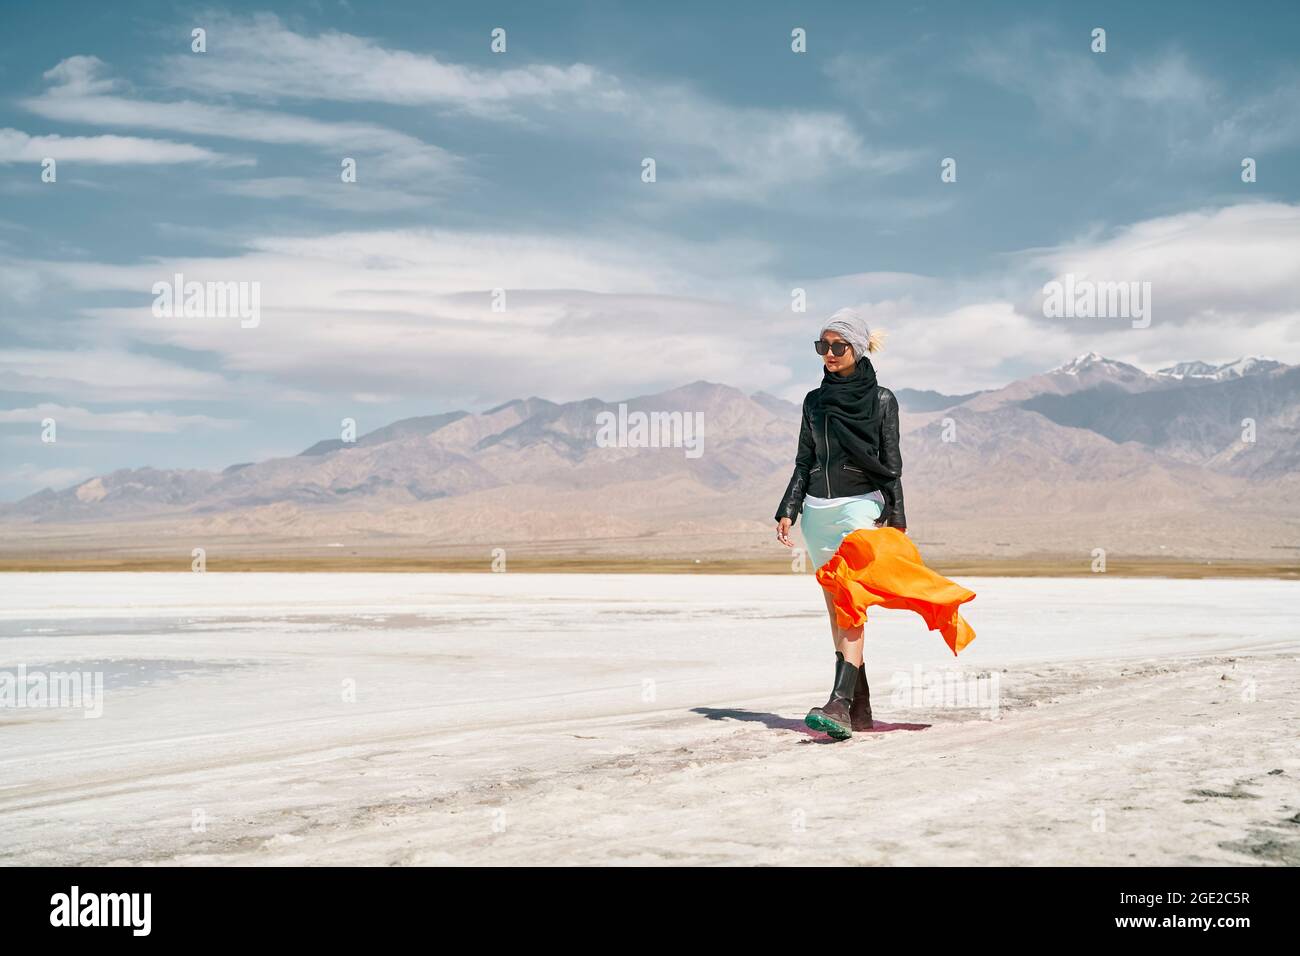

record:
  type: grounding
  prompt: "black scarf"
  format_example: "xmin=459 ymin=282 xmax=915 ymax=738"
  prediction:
xmin=818 ymin=355 xmax=899 ymax=481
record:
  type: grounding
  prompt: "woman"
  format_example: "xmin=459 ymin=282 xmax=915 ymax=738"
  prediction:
xmin=774 ymin=308 xmax=977 ymax=741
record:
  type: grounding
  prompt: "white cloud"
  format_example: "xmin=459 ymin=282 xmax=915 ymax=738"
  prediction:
xmin=41 ymin=55 xmax=121 ymax=96
xmin=159 ymin=13 xmax=600 ymax=114
xmin=616 ymin=83 xmax=919 ymax=202
xmin=147 ymin=17 xmax=907 ymax=204
xmin=152 ymin=8 xmax=912 ymax=198
xmin=21 ymin=57 xmax=462 ymax=187
xmin=0 ymin=349 xmax=237 ymax=402
xmin=823 ymin=53 xmax=946 ymax=123
xmin=19 ymin=20 xmax=922 ymax=208
xmin=0 ymin=264 xmax=44 ymax=303
xmin=10 ymin=226 xmax=788 ymax=403
xmin=1027 ymin=202 xmax=1300 ymax=324
xmin=0 ymin=403 xmax=241 ymax=433
xmin=963 ymin=31 xmax=1300 ymax=155
xmin=773 ymin=203 xmax=1300 ymax=394
xmin=9 ymin=204 xmax=1298 ymax=405
xmin=216 ymin=176 xmax=434 ymax=211
xmin=0 ymin=127 xmax=243 ymax=166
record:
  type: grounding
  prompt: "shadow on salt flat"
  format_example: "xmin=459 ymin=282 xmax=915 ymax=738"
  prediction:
xmin=693 ymin=706 xmax=932 ymax=740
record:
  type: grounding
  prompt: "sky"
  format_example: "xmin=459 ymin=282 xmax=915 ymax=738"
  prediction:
xmin=1 ymin=0 xmax=1299 ymax=500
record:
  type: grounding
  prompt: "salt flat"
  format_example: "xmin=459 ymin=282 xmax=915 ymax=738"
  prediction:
xmin=0 ymin=572 xmax=1296 ymax=866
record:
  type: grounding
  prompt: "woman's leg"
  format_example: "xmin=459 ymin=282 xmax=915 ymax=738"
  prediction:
xmin=822 ymin=587 xmax=864 ymax=667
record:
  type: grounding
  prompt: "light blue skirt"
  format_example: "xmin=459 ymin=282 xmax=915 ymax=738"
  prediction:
xmin=799 ymin=491 xmax=885 ymax=568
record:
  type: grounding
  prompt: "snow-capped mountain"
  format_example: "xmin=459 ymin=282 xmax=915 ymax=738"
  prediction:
xmin=1050 ymin=351 xmax=1146 ymax=378
xmin=1155 ymin=357 xmax=1285 ymax=381
xmin=1052 ymin=352 xmax=1283 ymax=384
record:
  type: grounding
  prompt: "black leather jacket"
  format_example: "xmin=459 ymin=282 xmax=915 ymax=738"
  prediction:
xmin=773 ymin=385 xmax=907 ymax=529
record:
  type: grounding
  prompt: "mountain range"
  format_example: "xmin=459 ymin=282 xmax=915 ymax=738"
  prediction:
xmin=3 ymin=353 xmax=1298 ymax=564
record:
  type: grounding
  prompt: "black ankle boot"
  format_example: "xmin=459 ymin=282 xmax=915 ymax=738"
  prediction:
xmin=850 ymin=663 xmax=873 ymax=731
xmin=805 ymin=651 xmax=859 ymax=740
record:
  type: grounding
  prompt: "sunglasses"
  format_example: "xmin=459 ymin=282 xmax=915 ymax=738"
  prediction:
xmin=814 ymin=339 xmax=853 ymax=357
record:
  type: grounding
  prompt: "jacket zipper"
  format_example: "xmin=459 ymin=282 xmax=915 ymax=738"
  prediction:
xmin=823 ymin=415 xmax=830 ymax=496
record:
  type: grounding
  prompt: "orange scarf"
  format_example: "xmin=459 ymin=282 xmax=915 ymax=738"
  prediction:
xmin=815 ymin=527 xmax=976 ymax=656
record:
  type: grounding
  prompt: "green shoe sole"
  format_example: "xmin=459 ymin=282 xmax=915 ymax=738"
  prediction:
xmin=804 ymin=711 xmax=852 ymax=740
